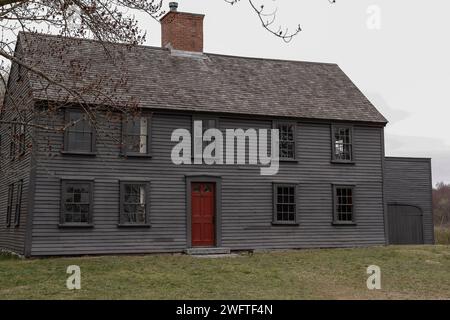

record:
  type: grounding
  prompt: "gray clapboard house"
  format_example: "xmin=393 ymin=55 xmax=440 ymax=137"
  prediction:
xmin=0 ymin=5 xmax=433 ymax=257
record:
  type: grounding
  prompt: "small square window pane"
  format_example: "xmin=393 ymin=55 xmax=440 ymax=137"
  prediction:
xmin=123 ymin=204 xmax=132 ymax=214
xmin=80 ymin=213 xmax=88 ymax=223
xmin=80 ymin=205 xmax=89 ymax=214
xmin=289 ymin=212 xmax=295 ymax=221
xmin=277 ymin=194 xmax=282 ymax=203
xmin=74 ymin=193 xmax=81 ymax=203
xmin=72 ymin=213 xmax=81 ymax=223
xmin=277 ymin=212 xmax=283 ymax=221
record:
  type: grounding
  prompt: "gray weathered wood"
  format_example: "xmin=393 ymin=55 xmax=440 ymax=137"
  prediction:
xmin=384 ymin=157 xmax=433 ymax=244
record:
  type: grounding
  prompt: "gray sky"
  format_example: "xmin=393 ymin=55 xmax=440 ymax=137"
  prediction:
xmin=139 ymin=0 xmax=450 ymax=184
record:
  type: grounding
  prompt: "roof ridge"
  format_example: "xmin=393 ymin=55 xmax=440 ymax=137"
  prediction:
xmin=16 ymin=31 xmax=388 ymax=125
xmin=18 ymin=31 xmax=337 ymax=66
xmin=18 ymin=31 xmax=168 ymax=53
xmin=204 ymin=52 xmax=337 ymax=66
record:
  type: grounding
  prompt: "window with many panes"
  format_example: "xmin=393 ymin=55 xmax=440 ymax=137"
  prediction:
xmin=6 ymin=183 xmax=14 ymax=227
xmin=119 ymin=182 xmax=149 ymax=225
xmin=275 ymin=122 xmax=296 ymax=160
xmin=60 ymin=180 xmax=93 ymax=226
xmin=333 ymin=185 xmax=355 ymax=224
xmin=273 ymin=184 xmax=297 ymax=224
xmin=64 ymin=110 xmax=95 ymax=153
xmin=332 ymin=126 xmax=353 ymax=162
xmin=123 ymin=116 xmax=151 ymax=156
xmin=14 ymin=180 xmax=23 ymax=227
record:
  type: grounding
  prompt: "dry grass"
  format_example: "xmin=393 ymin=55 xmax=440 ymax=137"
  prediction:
xmin=435 ymin=226 xmax=450 ymax=245
xmin=0 ymin=245 xmax=449 ymax=300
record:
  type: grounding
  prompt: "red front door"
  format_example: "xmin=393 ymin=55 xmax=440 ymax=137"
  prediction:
xmin=191 ymin=183 xmax=215 ymax=247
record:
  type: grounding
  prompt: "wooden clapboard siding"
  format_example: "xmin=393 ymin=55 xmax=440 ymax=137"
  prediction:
xmin=28 ymin=110 xmax=386 ymax=256
xmin=0 ymin=41 xmax=35 ymax=256
xmin=384 ymin=157 xmax=434 ymax=244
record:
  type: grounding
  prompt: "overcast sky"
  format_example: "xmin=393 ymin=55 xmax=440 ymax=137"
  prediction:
xmin=139 ymin=0 xmax=449 ymax=184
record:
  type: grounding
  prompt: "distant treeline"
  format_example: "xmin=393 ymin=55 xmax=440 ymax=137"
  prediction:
xmin=433 ymin=182 xmax=450 ymax=226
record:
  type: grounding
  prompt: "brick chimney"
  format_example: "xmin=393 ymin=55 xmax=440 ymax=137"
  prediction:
xmin=160 ymin=2 xmax=205 ymax=52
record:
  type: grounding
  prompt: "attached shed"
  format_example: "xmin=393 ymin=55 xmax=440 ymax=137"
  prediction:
xmin=384 ymin=157 xmax=434 ymax=245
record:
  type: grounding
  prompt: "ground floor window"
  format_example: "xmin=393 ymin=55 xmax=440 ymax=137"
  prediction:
xmin=119 ymin=182 xmax=149 ymax=225
xmin=273 ymin=184 xmax=297 ymax=224
xmin=60 ymin=180 xmax=93 ymax=225
xmin=333 ymin=185 xmax=355 ymax=224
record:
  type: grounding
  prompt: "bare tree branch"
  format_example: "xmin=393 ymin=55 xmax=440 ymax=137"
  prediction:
xmin=0 ymin=0 xmax=338 ymax=178
xmin=225 ymin=0 xmax=336 ymax=42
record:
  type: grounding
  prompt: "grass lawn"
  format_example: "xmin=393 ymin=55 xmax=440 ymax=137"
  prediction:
xmin=1 ymin=245 xmax=449 ymax=300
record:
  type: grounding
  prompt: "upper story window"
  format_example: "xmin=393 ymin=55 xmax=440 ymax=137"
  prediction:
xmin=332 ymin=125 xmax=353 ymax=162
xmin=60 ymin=180 xmax=94 ymax=226
xmin=273 ymin=183 xmax=298 ymax=225
xmin=123 ymin=115 xmax=151 ymax=156
xmin=119 ymin=182 xmax=149 ymax=226
xmin=64 ymin=109 xmax=95 ymax=154
xmin=275 ymin=122 xmax=296 ymax=160
xmin=333 ymin=185 xmax=355 ymax=224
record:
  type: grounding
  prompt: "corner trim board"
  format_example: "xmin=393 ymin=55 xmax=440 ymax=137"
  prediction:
xmin=23 ymin=123 xmax=38 ymax=258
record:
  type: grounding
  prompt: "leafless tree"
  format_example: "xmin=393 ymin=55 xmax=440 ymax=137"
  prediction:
xmin=0 ymin=1 xmax=169 ymax=178
xmin=0 ymin=0 xmax=336 ymax=177
xmin=0 ymin=0 xmax=165 ymax=118
xmin=225 ymin=0 xmax=336 ymax=42
xmin=433 ymin=182 xmax=450 ymax=227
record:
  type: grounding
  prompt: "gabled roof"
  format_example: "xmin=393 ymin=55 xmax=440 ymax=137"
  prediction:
xmin=18 ymin=32 xmax=387 ymax=124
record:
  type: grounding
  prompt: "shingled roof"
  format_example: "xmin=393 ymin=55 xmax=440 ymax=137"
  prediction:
xmin=18 ymin=32 xmax=387 ymax=124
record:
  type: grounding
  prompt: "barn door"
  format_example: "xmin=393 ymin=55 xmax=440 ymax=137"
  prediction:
xmin=388 ymin=204 xmax=424 ymax=244
xmin=191 ymin=183 xmax=215 ymax=247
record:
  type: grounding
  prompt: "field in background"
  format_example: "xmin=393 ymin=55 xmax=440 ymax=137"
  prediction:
xmin=1 ymin=245 xmax=449 ymax=300
xmin=435 ymin=227 xmax=450 ymax=245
